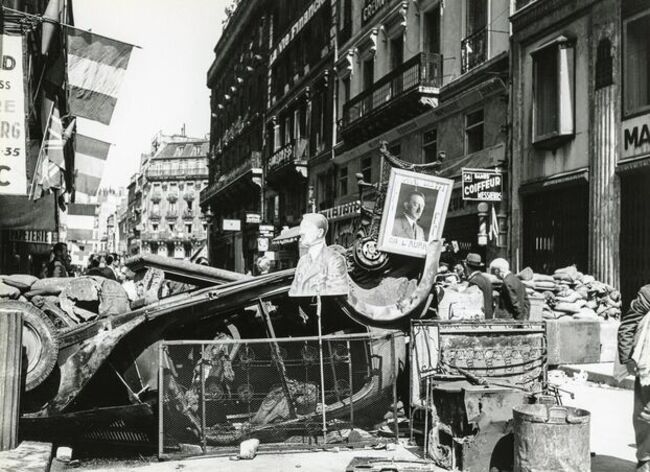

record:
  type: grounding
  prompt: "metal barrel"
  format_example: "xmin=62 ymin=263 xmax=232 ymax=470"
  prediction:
xmin=0 ymin=310 xmax=23 ymax=451
xmin=513 ymin=404 xmax=590 ymax=472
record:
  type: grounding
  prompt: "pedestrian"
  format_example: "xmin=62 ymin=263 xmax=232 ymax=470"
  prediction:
xmin=618 ymin=285 xmax=650 ymax=472
xmin=46 ymin=242 xmax=70 ymax=278
xmin=465 ymin=253 xmax=493 ymax=319
xmin=489 ymin=258 xmax=529 ymax=320
xmin=86 ymin=255 xmax=103 ymax=276
xmin=101 ymin=254 xmax=118 ymax=280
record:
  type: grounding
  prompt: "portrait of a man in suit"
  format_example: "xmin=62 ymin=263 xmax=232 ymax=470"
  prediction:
xmin=391 ymin=190 xmax=426 ymax=241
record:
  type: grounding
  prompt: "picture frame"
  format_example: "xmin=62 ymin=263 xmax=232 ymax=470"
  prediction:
xmin=377 ymin=168 xmax=453 ymax=259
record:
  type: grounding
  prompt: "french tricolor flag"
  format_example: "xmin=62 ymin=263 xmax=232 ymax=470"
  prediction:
xmin=66 ymin=28 xmax=134 ymax=125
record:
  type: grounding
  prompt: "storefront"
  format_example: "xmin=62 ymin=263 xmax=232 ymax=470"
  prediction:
xmin=0 ymin=230 xmax=58 ymax=276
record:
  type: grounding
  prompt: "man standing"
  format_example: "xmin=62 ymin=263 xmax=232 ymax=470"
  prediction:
xmin=618 ymin=285 xmax=650 ymax=472
xmin=47 ymin=242 xmax=70 ymax=278
xmin=489 ymin=258 xmax=529 ymax=320
xmin=289 ymin=213 xmax=348 ymax=297
xmin=465 ymin=253 xmax=493 ymax=319
xmin=392 ymin=191 xmax=426 ymax=241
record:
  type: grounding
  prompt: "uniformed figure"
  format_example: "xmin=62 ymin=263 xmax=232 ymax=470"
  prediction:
xmin=289 ymin=213 xmax=349 ymax=297
xmin=392 ymin=191 xmax=426 ymax=241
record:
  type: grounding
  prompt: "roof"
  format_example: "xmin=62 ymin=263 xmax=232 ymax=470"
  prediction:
xmin=153 ymin=141 xmax=209 ymax=160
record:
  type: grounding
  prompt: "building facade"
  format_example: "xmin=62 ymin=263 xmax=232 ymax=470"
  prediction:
xmin=327 ymin=0 xmax=510 ymax=262
xmin=201 ymin=0 xmax=270 ymax=273
xmin=140 ymin=132 xmax=209 ymax=259
xmin=509 ymin=0 xmax=626 ymax=294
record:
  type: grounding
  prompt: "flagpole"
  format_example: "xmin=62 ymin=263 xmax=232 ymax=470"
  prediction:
xmin=1 ymin=6 xmax=142 ymax=49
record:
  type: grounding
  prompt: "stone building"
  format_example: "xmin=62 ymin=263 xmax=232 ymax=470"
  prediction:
xmin=140 ymin=132 xmax=209 ymax=259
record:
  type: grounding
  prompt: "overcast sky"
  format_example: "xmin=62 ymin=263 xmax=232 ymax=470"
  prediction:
xmin=73 ymin=0 xmax=228 ymax=189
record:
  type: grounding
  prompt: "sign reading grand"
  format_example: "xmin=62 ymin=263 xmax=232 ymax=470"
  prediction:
xmin=0 ymin=34 xmax=27 ymax=195
xmin=362 ymin=0 xmax=387 ymax=25
xmin=462 ymin=168 xmax=502 ymax=201
xmin=622 ymin=114 xmax=650 ymax=160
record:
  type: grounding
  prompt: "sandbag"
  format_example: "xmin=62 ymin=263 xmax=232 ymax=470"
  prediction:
xmin=554 ymin=302 xmax=582 ymax=314
xmin=30 ymin=277 xmax=69 ymax=295
xmin=438 ymin=283 xmax=484 ymax=320
xmin=532 ymin=273 xmax=555 ymax=283
xmin=518 ymin=267 xmax=534 ymax=281
xmin=0 ymin=274 xmax=39 ymax=291
xmin=0 ymin=281 xmax=20 ymax=299
xmin=62 ymin=277 xmax=100 ymax=302
xmin=573 ymin=308 xmax=598 ymax=320
xmin=98 ymin=279 xmax=131 ymax=317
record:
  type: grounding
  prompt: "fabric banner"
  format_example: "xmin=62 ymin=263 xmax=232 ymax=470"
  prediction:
xmin=74 ymin=134 xmax=110 ymax=197
xmin=0 ymin=194 xmax=57 ymax=230
xmin=66 ymin=202 xmax=97 ymax=241
xmin=0 ymin=34 xmax=28 ymax=195
xmin=66 ymin=28 xmax=133 ymax=125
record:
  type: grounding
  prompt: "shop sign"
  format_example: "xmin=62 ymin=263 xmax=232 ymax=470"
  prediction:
xmin=320 ymin=200 xmax=361 ymax=222
xmin=259 ymin=224 xmax=274 ymax=233
xmin=0 ymin=34 xmax=28 ymax=195
xmin=361 ymin=0 xmax=387 ymax=26
xmin=269 ymin=0 xmax=326 ymax=65
xmin=222 ymin=219 xmax=241 ymax=231
xmin=265 ymin=250 xmax=276 ymax=261
xmin=462 ymin=168 xmax=503 ymax=202
xmin=257 ymin=237 xmax=269 ymax=252
xmin=622 ymin=113 xmax=650 ymax=160
xmin=246 ymin=213 xmax=261 ymax=224
xmin=7 ymin=229 xmax=54 ymax=244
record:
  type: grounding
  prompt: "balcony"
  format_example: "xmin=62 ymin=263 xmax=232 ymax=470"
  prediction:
xmin=182 ymin=209 xmax=195 ymax=219
xmin=149 ymin=211 xmax=161 ymax=221
xmin=461 ymin=28 xmax=487 ymax=74
xmin=145 ymin=166 xmax=208 ymax=181
xmin=266 ymin=138 xmax=308 ymax=186
xmin=340 ymin=53 xmax=442 ymax=145
xmin=166 ymin=211 xmax=178 ymax=219
xmin=200 ymin=151 xmax=263 ymax=205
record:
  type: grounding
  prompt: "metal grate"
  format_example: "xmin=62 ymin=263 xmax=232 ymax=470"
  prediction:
xmin=159 ymin=332 xmax=401 ymax=457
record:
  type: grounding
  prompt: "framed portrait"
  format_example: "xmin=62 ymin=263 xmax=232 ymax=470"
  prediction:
xmin=377 ymin=168 xmax=453 ymax=259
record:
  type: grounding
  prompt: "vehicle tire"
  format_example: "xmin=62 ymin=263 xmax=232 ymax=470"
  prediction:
xmin=0 ymin=300 xmax=60 ymax=391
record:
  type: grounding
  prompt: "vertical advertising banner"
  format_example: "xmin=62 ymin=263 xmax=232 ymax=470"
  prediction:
xmin=0 ymin=34 xmax=27 ymax=195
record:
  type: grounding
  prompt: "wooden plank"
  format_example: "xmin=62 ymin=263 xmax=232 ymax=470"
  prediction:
xmin=0 ymin=311 xmax=22 ymax=451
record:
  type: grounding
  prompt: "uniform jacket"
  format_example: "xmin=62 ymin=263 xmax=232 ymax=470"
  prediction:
xmin=289 ymin=245 xmax=349 ymax=297
xmin=497 ymin=272 xmax=530 ymax=320
xmin=468 ymin=271 xmax=494 ymax=319
xmin=47 ymin=258 xmax=68 ymax=278
xmin=619 ymin=284 xmax=650 ymax=363
xmin=392 ymin=214 xmax=425 ymax=241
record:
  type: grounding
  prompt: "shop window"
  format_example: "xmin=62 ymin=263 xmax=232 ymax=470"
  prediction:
xmin=624 ymin=11 xmax=650 ymax=116
xmin=465 ymin=109 xmax=484 ymax=154
xmin=338 ymin=166 xmax=348 ymax=196
xmin=531 ymin=36 xmax=575 ymax=147
xmin=423 ymin=128 xmax=438 ymax=163
xmin=361 ymin=157 xmax=372 ymax=183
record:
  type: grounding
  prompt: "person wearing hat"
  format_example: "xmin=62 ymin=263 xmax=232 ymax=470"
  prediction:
xmin=465 ymin=253 xmax=493 ymax=319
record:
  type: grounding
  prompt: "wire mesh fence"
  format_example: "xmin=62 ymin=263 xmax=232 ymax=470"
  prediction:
xmin=159 ymin=332 xmax=402 ymax=457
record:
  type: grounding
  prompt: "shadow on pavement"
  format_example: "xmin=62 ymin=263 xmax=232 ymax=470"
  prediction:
xmin=592 ymin=455 xmax=636 ymax=472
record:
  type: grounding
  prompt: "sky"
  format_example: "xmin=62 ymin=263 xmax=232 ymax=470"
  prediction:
xmin=73 ymin=0 xmax=229 ymax=189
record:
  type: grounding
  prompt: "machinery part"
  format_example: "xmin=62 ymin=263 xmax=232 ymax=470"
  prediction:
xmin=0 ymin=300 xmax=60 ymax=391
xmin=352 ymin=236 xmax=389 ymax=272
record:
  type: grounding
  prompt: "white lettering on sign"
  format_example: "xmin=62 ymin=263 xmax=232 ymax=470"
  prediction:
xmin=622 ymin=114 xmax=650 ymax=160
xmin=0 ymin=34 xmax=27 ymax=195
xmin=269 ymin=0 xmax=326 ymax=65
xmin=461 ymin=168 xmax=503 ymax=202
xmin=361 ymin=0 xmax=387 ymax=25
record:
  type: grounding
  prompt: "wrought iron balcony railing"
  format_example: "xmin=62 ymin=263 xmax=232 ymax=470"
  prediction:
xmin=342 ymin=53 xmax=442 ymax=129
xmin=461 ymin=28 xmax=488 ymax=74
xmin=200 ymin=151 xmax=262 ymax=204
xmin=267 ymin=138 xmax=308 ymax=174
xmin=145 ymin=167 xmax=209 ymax=180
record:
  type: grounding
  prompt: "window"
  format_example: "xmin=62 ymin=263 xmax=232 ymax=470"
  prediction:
xmin=532 ymin=37 xmax=575 ymax=145
xmin=465 ymin=109 xmax=484 ymax=154
xmin=168 ymin=223 xmax=174 ymax=233
xmin=202 ymin=222 xmax=207 ymax=232
xmin=390 ymin=35 xmax=404 ymax=70
xmin=338 ymin=166 xmax=348 ymax=196
xmin=388 ymin=142 xmax=401 ymax=158
xmin=361 ymin=157 xmax=372 ymax=183
xmin=362 ymin=57 xmax=374 ymax=91
xmin=423 ymin=128 xmax=438 ymax=163
xmin=624 ymin=11 xmax=650 ymax=115
xmin=152 ymin=202 xmax=160 ymax=215
xmin=152 ymin=223 xmax=159 ymax=232
xmin=186 ymin=223 xmax=192 ymax=234
xmin=467 ymin=0 xmax=487 ymax=35
xmin=342 ymin=76 xmax=351 ymax=103
xmin=424 ymin=6 xmax=441 ymax=54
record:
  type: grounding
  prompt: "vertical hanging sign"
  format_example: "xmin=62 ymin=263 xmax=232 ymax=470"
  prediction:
xmin=0 ymin=34 xmax=28 ymax=195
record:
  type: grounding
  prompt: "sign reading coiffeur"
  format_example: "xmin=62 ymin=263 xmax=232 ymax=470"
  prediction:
xmin=462 ymin=168 xmax=503 ymax=201
xmin=0 ymin=34 xmax=27 ymax=195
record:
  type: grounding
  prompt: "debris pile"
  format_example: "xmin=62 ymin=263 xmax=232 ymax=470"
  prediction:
xmin=516 ymin=265 xmax=621 ymax=322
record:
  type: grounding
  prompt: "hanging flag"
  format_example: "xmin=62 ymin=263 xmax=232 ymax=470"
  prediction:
xmin=66 ymin=202 xmax=97 ymax=241
xmin=74 ymin=134 xmax=111 ymax=197
xmin=30 ymin=99 xmax=75 ymax=199
xmin=66 ymin=27 xmax=134 ymax=125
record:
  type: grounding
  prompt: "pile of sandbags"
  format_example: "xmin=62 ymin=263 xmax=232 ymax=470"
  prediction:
xmin=0 ymin=274 xmax=131 ymax=328
xmin=517 ymin=265 xmax=621 ymax=322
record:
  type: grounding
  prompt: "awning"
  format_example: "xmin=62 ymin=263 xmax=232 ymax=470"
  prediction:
xmin=0 ymin=194 xmax=57 ymax=230
xmin=272 ymin=226 xmax=300 ymax=246
xmin=519 ymin=168 xmax=588 ymax=194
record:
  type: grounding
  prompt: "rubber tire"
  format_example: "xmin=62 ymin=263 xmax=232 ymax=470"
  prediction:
xmin=0 ymin=300 xmax=60 ymax=391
